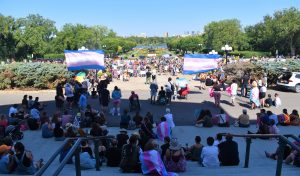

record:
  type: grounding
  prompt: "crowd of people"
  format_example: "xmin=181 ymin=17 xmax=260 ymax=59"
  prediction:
xmin=1 ymin=59 xmax=300 ymax=174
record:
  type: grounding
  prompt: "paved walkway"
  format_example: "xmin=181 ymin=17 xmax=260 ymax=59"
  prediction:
xmin=1 ymin=74 xmax=299 ymax=127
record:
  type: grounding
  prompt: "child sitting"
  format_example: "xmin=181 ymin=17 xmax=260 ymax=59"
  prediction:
xmin=265 ymin=94 xmax=273 ymax=107
xmin=273 ymin=93 xmax=282 ymax=107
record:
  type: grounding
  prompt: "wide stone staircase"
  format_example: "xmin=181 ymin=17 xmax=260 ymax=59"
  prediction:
xmin=5 ymin=126 xmax=300 ymax=176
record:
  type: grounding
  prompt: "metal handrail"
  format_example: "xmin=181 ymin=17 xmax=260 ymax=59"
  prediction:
xmin=53 ymin=138 xmax=82 ymax=176
xmin=35 ymin=139 xmax=70 ymax=176
xmin=220 ymin=133 xmax=300 ymax=176
xmin=35 ymin=136 xmax=115 ymax=176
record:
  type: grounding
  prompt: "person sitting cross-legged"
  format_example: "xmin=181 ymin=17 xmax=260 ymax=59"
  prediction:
xmin=200 ymin=137 xmax=220 ymax=167
xmin=105 ymin=139 xmax=121 ymax=167
xmin=236 ymin=109 xmax=250 ymax=128
xmin=119 ymin=135 xmax=141 ymax=173
xmin=218 ymin=134 xmax=240 ymax=166
xmin=185 ymin=136 xmax=203 ymax=162
xmin=139 ymin=139 xmax=176 ymax=176
xmin=164 ymin=138 xmax=187 ymax=172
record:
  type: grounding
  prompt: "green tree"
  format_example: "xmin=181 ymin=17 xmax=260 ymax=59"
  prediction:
xmin=203 ymin=19 xmax=248 ymax=51
xmin=0 ymin=15 xmax=17 ymax=60
xmin=14 ymin=14 xmax=57 ymax=58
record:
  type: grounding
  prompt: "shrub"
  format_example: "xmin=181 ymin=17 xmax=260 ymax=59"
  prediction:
xmin=224 ymin=59 xmax=300 ymax=86
xmin=230 ymin=51 xmax=271 ymax=58
xmin=0 ymin=62 xmax=71 ymax=90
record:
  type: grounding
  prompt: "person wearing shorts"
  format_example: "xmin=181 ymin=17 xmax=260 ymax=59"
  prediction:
xmin=230 ymin=80 xmax=238 ymax=106
xmin=259 ymin=83 xmax=267 ymax=108
xmin=111 ymin=86 xmax=122 ymax=116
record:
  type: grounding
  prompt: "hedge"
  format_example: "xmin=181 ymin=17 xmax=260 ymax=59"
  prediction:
xmin=230 ymin=51 xmax=271 ymax=58
xmin=0 ymin=63 xmax=71 ymax=89
xmin=223 ymin=59 xmax=300 ymax=86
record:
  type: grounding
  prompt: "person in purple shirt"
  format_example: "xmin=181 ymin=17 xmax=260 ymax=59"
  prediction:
xmin=267 ymin=111 xmax=278 ymax=125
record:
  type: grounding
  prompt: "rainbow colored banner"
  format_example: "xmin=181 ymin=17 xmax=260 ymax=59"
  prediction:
xmin=64 ymin=50 xmax=105 ymax=71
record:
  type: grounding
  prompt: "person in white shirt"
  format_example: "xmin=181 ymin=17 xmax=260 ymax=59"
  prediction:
xmin=201 ymin=137 xmax=220 ymax=167
xmin=164 ymin=108 xmax=175 ymax=128
xmin=273 ymin=93 xmax=282 ymax=107
xmin=259 ymin=83 xmax=267 ymax=107
xmin=8 ymin=104 xmax=18 ymax=118
xmin=230 ymin=80 xmax=238 ymax=106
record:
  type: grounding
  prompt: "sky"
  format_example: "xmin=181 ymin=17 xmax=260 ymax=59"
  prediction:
xmin=0 ymin=0 xmax=299 ymax=37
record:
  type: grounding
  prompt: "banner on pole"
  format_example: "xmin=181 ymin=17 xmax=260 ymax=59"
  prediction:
xmin=64 ymin=50 xmax=105 ymax=71
xmin=183 ymin=54 xmax=221 ymax=74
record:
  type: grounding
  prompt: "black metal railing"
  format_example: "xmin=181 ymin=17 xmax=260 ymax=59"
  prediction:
xmin=35 ymin=136 xmax=115 ymax=176
xmin=220 ymin=133 xmax=300 ymax=176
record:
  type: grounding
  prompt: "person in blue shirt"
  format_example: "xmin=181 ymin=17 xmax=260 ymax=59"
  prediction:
xmin=111 ymin=86 xmax=122 ymax=116
xmin=0 ymin=145 xmax=12 ymax=174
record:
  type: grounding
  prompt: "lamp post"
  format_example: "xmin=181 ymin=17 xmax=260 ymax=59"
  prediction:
xmin=209 ymin=50 xmax=218 ymax=55
xmin=221 ymin=44 xmax=232 ymax=64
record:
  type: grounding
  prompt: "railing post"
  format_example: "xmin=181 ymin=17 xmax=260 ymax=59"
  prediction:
xmin=74 ymin=145 xmax=81 ymax=176
xmin=244 ymin=137 xmax=252 ymax=168
xmin=276 ymin=137 xmax=285 ymax=176
xmin=94 ymin=139 xmax=101 ymax=171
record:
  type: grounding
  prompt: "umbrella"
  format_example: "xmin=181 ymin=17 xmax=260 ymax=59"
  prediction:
xmin=176 ymin=78 xmax=189 ymax=88
xmin=75 ymin=72 xmax=86 ymax=83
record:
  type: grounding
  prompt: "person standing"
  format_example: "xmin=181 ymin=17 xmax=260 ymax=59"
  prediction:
xmin=145 ymin=70 xmax=152 ymax=84
xmin=111 ymin=86 xmax=122 ymax=116
xmin=259 ymin=83 xmax=267 ymax=108
xmin=250 ymin=81 xmax=260 ymax=109
xmin=230 ymin=80 xmax=238 ymax=106
xmin=149 ymin=79 xmax=158 ymax=104
xmin=199 ymin=73 xmax=207 ymax=90
xmin=65 ymin=83 xmax=74 ymax=110
xmin=241 ymin=73 xmax=250 ymax=97
xmin=212 ymin=82 xmax=222 ymax=107
xmin=100 ymin=86 xmax=110 ymax=113
xmin=165 ymin=77 xmax=174 ymax=104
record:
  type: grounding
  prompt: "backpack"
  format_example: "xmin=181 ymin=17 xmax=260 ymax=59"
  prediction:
xmin=170 ymin=82 xmax=175 ymax=92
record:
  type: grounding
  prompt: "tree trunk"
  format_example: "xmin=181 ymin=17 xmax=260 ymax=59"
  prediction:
xmin=290 ymin=36 xmax=295 ymax=57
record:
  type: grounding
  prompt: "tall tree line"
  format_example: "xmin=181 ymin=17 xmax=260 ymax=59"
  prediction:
xmin=0 ymin=7 xmax=299 ymax=60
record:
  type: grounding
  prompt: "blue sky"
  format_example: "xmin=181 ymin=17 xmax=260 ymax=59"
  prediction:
xmin=0 ymin=0 xmax=299 ymax=36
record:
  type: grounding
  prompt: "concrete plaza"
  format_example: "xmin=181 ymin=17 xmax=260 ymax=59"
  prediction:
xmin=0 ymin=74 xmax=300 ymax=175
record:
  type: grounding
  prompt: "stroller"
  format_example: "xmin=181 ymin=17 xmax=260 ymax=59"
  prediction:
xmin=5 ymin=125 xmax=24 ymax=141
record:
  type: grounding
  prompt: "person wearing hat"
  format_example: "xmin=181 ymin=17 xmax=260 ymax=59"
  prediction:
xmin=0 ymin=144 xmax=12 ymax=174
xmin=236 ymin=109 xmax=250 ymax=127
xmin=164 ymin=138 xmax=187 ymax=172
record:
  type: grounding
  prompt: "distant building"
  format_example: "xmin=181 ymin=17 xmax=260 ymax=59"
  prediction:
xmin=163 ymin=32 xmax=169 ymax=38
xmin=139 ymin=33 xmax=147 ymax=38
